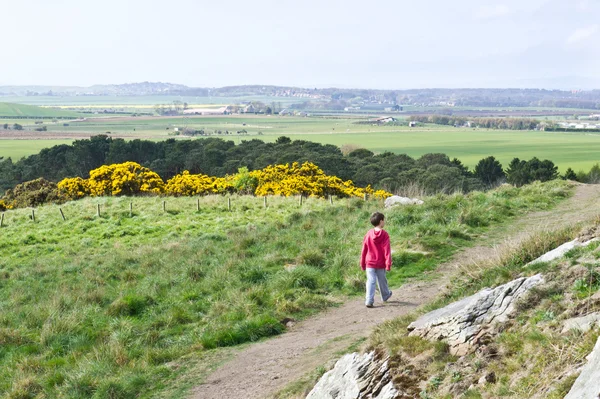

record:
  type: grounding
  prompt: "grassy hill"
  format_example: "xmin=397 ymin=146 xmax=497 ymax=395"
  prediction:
xmin=0 ymin=102 xmax=82 ymax=118
xmin=0 ymin=182 xmax=572 ymax=398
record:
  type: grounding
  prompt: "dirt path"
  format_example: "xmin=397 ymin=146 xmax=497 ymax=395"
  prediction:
xmin=190 ymin=184 xmax=600 ymax=399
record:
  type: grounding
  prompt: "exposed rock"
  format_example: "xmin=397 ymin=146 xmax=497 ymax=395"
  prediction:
xmin=306 ymin=352 xmax=401 ymax=399
xmin=478 ymin=372 xmax=496 ymax=385
xmin=407 ymin=274 xmax=544 ymax=356
xmin=384 ymin=196 xmax=424 ymax=208
xmin=562 ymin=312 xmax=600 ymax=333
xmin=564 ymin=337 xmax=600 ymax=399
xmin=527 ymin=238 xmax=599 ymax=266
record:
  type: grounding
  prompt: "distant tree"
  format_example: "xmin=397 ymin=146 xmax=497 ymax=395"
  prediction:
xmin=563 ymin=167 xmax=577 ymax=181
xmin=417 ymin=153 xmax=452 ymax=168
xmin=13 ymin=123 xmax=23 ymax=130
xmin=587 ymin=163 xmax=600 ymax=184
xmin=2 ymin=123 xmax=8 ymax=129
xmin=275 ymin=136 xmax=292 ymax=145
xmin=506 ymin=158 xmax=529 ymax=187
xmin=474 ymin=156 xmax=505 ymax=186
xmin=265 ymin=107 xmax=272 ymax=115
xmin=348 ymin=148 xmax=374 ymax=159
xmin=528 ymin=157 xmax=559 ymax=182
xmin=450 ymin=158 xmax=472 ymax=177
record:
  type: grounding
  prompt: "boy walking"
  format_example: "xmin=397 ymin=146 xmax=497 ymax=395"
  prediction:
xmin=360 ymin=212 xmax=392 ymax=308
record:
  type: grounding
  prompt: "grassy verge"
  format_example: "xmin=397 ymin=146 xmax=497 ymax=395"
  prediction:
xmin=0 ymin=181 xmax=572 ymax=397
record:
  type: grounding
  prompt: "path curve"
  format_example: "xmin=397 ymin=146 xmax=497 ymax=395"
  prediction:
xmin=191 ymin=184 xmax=600 ymax=399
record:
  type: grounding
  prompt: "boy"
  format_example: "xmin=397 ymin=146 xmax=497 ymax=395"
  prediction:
xmin=360 ymin=212 xmax=392 ymax=308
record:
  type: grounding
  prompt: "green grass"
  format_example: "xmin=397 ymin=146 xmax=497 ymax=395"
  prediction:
xmin=0 ymin=181 xmax=572 ymax=397
xmin=2 ymin=114 xmax=600 ymax=173
xmin=0 ymin=102 xmax=82 ymax=118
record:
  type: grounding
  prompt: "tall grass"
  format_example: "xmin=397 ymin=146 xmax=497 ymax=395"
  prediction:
xmin=0 ymin=181 xmax=572 ymax=397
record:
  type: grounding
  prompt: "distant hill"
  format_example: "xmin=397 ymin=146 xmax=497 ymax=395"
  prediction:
xmin=0 ymin=82 xmax=208 ymax=97
xmin=1 ymin=83 xmax=600 ymax=110
xmin=0 ymin=102 xmax=82 ymax=118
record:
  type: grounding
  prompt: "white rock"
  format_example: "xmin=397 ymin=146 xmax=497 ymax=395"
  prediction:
xmin=564 ymin=337 xmax=600 ymax=399
xmin=384 ymin=196 xmax=424 ymax=208
xmin=306 ymin=352 xmax=400 ymax=399
xmin=527 ymin=238 xmax=599 ymax=266
xmin=562 ymin=312 xmax=600 ymax=333
xmin=407 ymin=274 xmax=544 ymax=356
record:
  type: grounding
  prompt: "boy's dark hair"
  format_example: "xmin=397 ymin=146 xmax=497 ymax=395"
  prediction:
xmin=370 ymin=212 xmax=385 ymax=227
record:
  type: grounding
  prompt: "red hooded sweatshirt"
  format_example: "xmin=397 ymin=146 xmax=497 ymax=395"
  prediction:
xmin=360 ymin=229 xmax=392 ymax=271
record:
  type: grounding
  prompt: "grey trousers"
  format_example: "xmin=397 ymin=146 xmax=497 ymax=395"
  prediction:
xmin=365 ymin=268 xmax=391 ymax=306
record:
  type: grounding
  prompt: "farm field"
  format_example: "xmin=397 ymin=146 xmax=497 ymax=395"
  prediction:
xmin=0 ymin=102 xmax=82 ymax=118
xmin=0 ymin=181 xmax=572 ymax=398
xmin=2 ymin=114 xmax=600 ymax=172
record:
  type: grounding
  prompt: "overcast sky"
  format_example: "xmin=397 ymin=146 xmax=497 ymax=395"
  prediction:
xmin=1 ymin=0 xmax=599 ymax=89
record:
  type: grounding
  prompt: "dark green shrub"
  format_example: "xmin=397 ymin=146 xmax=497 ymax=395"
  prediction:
xmin=2 ymin=178 xmax=63 ymax=208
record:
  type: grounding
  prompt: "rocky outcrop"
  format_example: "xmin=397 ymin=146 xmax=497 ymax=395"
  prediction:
xmin=564 ymin=336 xmax=600 ymax=399
xmin=384 ymin=196 xmax=424 ymax=208
xmin=306 ymin=352 xmax=400 ymax=399
xmin=527 ymin=238 xmax=598 ymax=265
xmin=407 ymin=274 xmax=544 ymax=356
xmin=562 ymin=312 xmax=600 ymax=333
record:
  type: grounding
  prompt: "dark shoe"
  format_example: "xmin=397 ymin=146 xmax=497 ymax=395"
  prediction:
xmin=384 ymin=291 xmax=393 ymax=302
xmin=366 ymin=304 xmax=374 ymax=308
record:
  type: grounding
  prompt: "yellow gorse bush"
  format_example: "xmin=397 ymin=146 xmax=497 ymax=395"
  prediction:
xmin=57 ymin=177 xmax=90 ymax=200
xmin=164 ymin=171 xmax=233 ymax=196
xmin=250 ymin=162 xmax=391 ymax=199
xmin=57 ymin=161 xmax=392 ymax=200
xmin=0 ymin=199 xmax=12 ymax=211
xmin=59 ymin=162 xmax=165 ymax=198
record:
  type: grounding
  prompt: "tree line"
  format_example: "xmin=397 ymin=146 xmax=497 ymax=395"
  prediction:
xmin=0 ymin=135 xmax=585 ymax=197
xmin=409 ymin=115 xmax=542 ymax=130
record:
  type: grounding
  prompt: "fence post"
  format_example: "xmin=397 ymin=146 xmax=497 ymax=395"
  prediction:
xmin=228 ymin=198 xmax=231 ymax=211
xmin=97 ymin=204 xmax=101 ymax=217
xmin=31 ymin=209 xmax=35 ymax=223
xmin=264 ymin=196 xmax=267 ymax=209
xmin=299 ymin=195 xmax=303 ymax=206
xmin=329 ymin=195 xmax=333 ymax=205
xmin=364 ymin=192 xmax=368 ymax=201
xmin=197 ymin=198 xmax=200 ymax=212
xmin=129 ymin=202 xmax=133 ymax=217
xmin=0 ymin=213 xmax=4 ymax=228
xmin=163 ymin=200 xmax=166 ymax=212
xmin=59 ymin=208 xmax=66 ymax=221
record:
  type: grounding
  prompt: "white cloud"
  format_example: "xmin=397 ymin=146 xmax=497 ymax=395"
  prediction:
xmin=577 ymin=0 xmax=590 ymax=11
xmin=566 ymin=25 xmax=599 ymax=45
xmin=474 ymin=4 xmax=511 ymax=20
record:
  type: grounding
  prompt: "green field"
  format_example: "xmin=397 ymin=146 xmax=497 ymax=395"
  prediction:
xmin=2 ymin=114 xmax=600 ymax=172
xmin=0 ymin=140 xmax=75 ymax=160
xmin=0 ymin=102 xmax=82 ymax=118
xmin=0 ymin=181 xmax=571 ymax=398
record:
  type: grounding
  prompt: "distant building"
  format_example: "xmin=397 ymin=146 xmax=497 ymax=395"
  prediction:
xmin=242 ymin=104 xmax=256 ymax=113
xmin=409 ymin=121 xmax=418 ymax=127
xmin=373 ymin=117 xmax=396 ymax=124
xmin=183 ymin=106 xmax=229 ymax=115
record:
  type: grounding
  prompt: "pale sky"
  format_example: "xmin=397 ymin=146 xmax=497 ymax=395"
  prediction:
xmin=1 ymin=0 xmax=599 ymax=89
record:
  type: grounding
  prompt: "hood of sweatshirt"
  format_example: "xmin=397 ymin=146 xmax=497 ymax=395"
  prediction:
xmin=368 ymin=229 xmax=386 ymax=242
